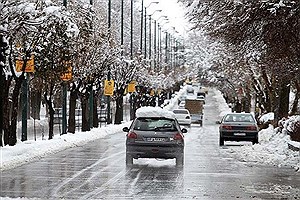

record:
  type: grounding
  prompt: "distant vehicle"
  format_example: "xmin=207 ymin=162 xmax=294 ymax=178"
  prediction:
xmin=173 ymin=108 xmax=192 ymax=126
xmin=202 ymin=87 xmax=209 ymax=94
xmin=179 ymin=95 xmax=187 ymax=102
xmin=123 ymin=107 xmax=187 ymax=166
xmin=186 ymin=86 xmax=194 ymax=94
xmin=196 ymin=95 xmax=205 ymax=104
xmin=178 ymin=101 xmax=186 ymax=109
xmin=197 ymin=91 xmax=206 ymax=98
xmin=218 ymin=113 xmax=259 ymax=146
xmin=185 ymin=98 xmax=204 ymax=126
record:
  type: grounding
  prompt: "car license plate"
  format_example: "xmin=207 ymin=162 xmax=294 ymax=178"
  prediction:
xmin=234 ymin=133 xmax=246 ymax=136
xmin=146 ymin=137 xmax=166 ymax=142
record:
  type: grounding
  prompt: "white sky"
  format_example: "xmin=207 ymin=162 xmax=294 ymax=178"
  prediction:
xmin=1 ymin=86 xmax=299 ymax=172
xmin=143 ymin=0 xmax=190 ymax=37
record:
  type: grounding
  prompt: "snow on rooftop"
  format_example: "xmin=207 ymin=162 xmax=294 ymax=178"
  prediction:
xmin=135 ymin=106 xmax=176 ymax=119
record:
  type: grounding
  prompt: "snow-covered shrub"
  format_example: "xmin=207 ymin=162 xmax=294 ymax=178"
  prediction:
xmin=258 ymin=112 xmax=274 ymax=130
xmin=282 ymin=115 xmax=300 ymax=142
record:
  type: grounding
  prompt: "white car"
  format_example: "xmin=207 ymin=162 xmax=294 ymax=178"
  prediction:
xmin=173 ymin=109 xmax=192 ymax=126
xmin=178 ymin=101 xmax=186 ymax=109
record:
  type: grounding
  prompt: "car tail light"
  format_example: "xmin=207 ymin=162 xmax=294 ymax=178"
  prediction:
xmin=246 ymin=125 xmax=257 ymax=131
xmin=222 ymin=125 xmax=232 ymax=130
xmin=174 ymin=133 xmax=184 ymax=140
xmin=127 ymin=131 xmax=137 ymax=139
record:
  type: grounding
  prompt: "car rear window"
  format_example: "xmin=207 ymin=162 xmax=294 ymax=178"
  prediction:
xmin=224 ymin=114 xmax=255 ymax=122
xmin=133 ymin=118 xmax=177 ymax=131
xmin=173 ymin=110 xmax=188 ymax=114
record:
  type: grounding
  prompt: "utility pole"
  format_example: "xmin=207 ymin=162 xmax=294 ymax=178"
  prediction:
xmin=130 ymin=0 xmax=133 ymax=59
xmin=140 ymin=0 xmax=144 ymax=53
xmin=107 ymin=0 xmax=112 ymax=124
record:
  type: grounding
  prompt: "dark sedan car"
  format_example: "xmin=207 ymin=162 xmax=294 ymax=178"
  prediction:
xmin=123 ymin=107 xmax=187 ymax=166
xmin=219 ymin=113 xmax=259 ymax=146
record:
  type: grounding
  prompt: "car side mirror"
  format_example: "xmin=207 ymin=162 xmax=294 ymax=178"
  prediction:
xmin=181 ymin=128 xmax=188 ymax=133
xmin=216 ymin=120 xmax=221 ymax=124
xmin=123 ymin=127 xmax=129 ymax=132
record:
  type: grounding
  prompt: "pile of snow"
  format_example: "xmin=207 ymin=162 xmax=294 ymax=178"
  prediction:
xmin=282 ymin=115 xmax=300 ymax=135
xmin=229 ymin=125 xmax=300 ymax=171
xmin=135 ymin=106 xmax=175 ymax=119
xmin=213 ymin=89 xmax=232 ymax=118
xmin=259 ymin=112 xmax=274 ymax=123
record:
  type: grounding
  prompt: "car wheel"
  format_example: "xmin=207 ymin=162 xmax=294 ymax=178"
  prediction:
xmin=126 ymin=154 xmax=133 ymax=165
xmin=219 ymin=137 xmax=224 ymax=146
xmin=252 ymin=138 xmax=258 ymax=145
xmin=176 ymin=154 xmax=184 ymax=166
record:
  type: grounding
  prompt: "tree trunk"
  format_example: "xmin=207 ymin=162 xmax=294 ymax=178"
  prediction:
xmin=68 ymin=90 xmax=77 ymax=133
xmin=30 ymin=89 xmax=42 ymax=120
xmin=9 ymin=75 xmax=24 ymax=145
xmin=44 ymin=84 xmax=55 ymax=140
xmin=81 ymin=94 xmax=90 ymax=132
xmin=290 ymin=81 xmax=300 ymax=115
xmin=0 ymin=71 xmax=4 ymax=146
xmin=277 ymin=81 xmax=290 ymax=121
xmin=2 ymin=76 xmax=12 ymax=146
xmin=115 ymin=93 xmax=124 ymax=124
xmin=93 ymin=93 xmax=99 ymax=128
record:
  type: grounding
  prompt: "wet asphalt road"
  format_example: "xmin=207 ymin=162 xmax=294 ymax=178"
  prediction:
xmin=1 ymin=89 xmax=300 ymax=199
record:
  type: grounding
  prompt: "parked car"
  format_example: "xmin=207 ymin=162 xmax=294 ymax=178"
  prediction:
xmin=173 ymin=108 xmax=192 ymax=126
xmin=218 ymin=113 xmax=259 ymax=146
xmin=123 ymin=106 xmax=187 ymax=166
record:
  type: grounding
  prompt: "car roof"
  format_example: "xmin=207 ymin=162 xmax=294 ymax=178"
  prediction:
xmin=225 ymin=113 xmax=253 ymax=116
xmin=136 ymin=106 xmax=176 ymax=119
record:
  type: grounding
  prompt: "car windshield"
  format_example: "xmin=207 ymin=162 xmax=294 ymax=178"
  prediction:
xmin=224 ymin=114 xmax=255 ymax=122
xmin=173 ymin=110 xmax=188 ymax=114
xmin=133 ymin=118 xmax=177 ymax=131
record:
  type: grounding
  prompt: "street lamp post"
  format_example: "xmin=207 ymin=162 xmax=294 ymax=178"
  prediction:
xmin=107 ymin=0 xmax=111 ymax=124
xmin=154 ymin=16 xmax=167 ymax=71
xmin=130 ymin=0 xmax=133 ymax=59
xmin=143 ymin=2 xmax=159 ymax=59
xmin=140 ymin=0 xmax=144 ymax=53
xmin=121 ymin=0 xmax=124 ymax=55
xmin=148 ymin=10 xmax=162 ymax=69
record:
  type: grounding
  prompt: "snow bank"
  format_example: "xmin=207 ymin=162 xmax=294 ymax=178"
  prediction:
xmin=230 ymin=125 xmax=300 ymax=171
xmin=212 ymin=88 xmax=232 ymax=118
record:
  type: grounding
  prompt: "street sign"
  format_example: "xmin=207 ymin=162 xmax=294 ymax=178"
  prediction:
xmin=61 ymin=66 xmax=72 ymax=81
xmin=128 ymin=81 xmax=136 ymax=93
xmin=16 ymin=55 xmax=35 ymax=72
xmin=150 ymin=89 xmax=155 ymax=96
xmin=104 ymin=80 xmax=114 ymax=96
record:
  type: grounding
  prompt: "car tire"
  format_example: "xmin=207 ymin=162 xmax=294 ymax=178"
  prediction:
xmin=252 ymin=138 xmax=258 ymax=145
xmin=126 ymin=154 xmax=133 ymax=165
xmin=176 ymin=154 xmax=184 ymax=166
xmin=219 ymin=137 xmax=224 ymax=146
